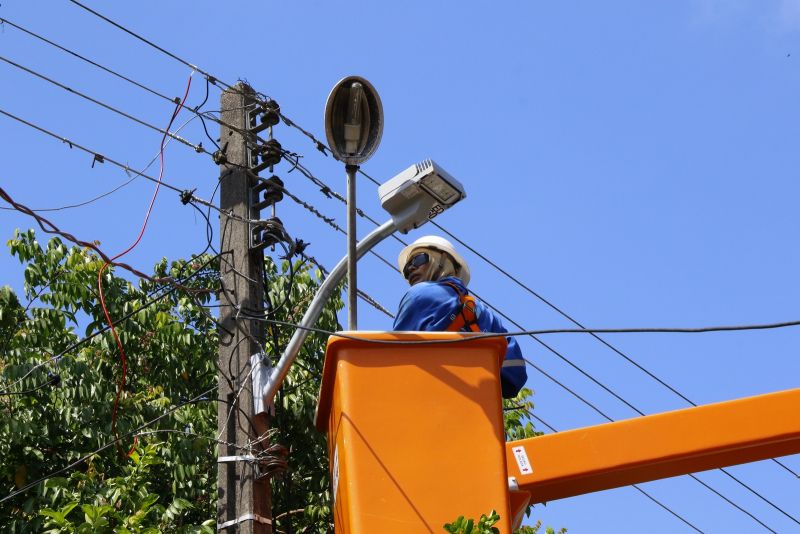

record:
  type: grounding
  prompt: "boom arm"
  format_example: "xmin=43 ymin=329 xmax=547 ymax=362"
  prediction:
xmin=505 ymin=388 xmax=800 ymax=504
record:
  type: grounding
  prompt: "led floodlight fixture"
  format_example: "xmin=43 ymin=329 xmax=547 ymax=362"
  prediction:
xmin=378 ymin=159 xmax=467 ymax=233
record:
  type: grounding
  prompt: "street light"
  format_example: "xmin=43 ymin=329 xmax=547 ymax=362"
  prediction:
xmin=256 ymin=159 xmax=467 ymax=409
xmin=378 ymin=159 xmax=466 ymax=233
xmin=324 ymin=76 xmax=384 ymax=331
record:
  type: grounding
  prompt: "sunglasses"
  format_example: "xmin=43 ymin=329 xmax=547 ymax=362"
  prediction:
xmin=403 ymin=252 xmax=430 ymax=279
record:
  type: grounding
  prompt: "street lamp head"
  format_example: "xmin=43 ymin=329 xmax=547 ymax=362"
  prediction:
xmin=378 ymin=159 xmax=467 ymax=234
xmin=324 ymin=76 xmax=384 ymax=166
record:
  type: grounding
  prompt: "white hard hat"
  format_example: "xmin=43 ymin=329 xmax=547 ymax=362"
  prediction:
xmin=397 ymin=235 xmax=471 ymax=286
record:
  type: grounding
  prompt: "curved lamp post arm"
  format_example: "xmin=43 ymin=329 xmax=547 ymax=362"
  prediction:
xmin=261 ymin=219 xmax=397 ymax=406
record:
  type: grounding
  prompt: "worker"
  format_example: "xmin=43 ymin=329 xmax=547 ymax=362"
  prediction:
xmin=393 ymin=235 xmax=527 ymax=398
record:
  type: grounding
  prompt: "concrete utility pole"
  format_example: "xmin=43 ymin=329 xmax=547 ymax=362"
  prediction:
xmin=217 ymin=83 xmax=272 ymax=533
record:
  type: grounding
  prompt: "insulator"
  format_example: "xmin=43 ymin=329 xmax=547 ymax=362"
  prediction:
xmin=252 ymin=140 xmax=282 ymax=173
xmin=260 ymin=139 xmax=282 ymax=166
xmin=252 ymin=176 xmax=284 ymax=211
xmin=213 ymin=150 xmax=228 ymax=165
xmin=251 ymin=216 xmax=287 ymax=251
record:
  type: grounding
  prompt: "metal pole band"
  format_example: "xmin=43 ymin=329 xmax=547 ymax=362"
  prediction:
xmin=218 ymin=513 xmax=272 ymax=530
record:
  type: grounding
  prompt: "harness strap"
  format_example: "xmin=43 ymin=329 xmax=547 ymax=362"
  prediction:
xmin=441 ymin=282 xmax=481 ymax=333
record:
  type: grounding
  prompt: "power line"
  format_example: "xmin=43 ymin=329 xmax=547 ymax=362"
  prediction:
xmin=0 ymin=54 xmax=206 ymax=154
xmin=0 ymin=385 xmax=216 ymax=503
xmin=528 ymin=416 xmax=705 ymax=533
xmin=0 ymin=251 xmax=222 ymax=394
xmin=0 ymin=16 xmax=233 ymax=151
xmin=250 ymin=152 xmax=799 ymax=525
xmin=0 ymin=107 xmax=233 ymax=221
xmin=0 ymin=16 xmax=187 ymax=107
xmin=63 ymin=0 xmax=321 ymax=164
xmin=47 ymin=3 xmax=798 ymax=522
xmin=67 ymin=0 xmax=226 ymax=92
xmin=428 ymin=221 xmax=800 ymax=479
xmin=261 ymin=138 xmax=797 ymax=525
xmin=0 ymin=105 xmax=201 ymax=213
xmin=478 ymin=300 xmax=797 ymax=528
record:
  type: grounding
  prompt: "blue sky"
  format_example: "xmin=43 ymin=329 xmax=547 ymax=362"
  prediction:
xmin=1 ymin=1 xmax=799 ymax=532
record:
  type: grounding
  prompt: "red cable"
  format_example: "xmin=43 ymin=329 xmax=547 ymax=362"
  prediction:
xmin=98 ymin=72 xmax=194 ymax=454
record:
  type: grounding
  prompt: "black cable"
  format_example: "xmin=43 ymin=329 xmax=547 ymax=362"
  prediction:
xmin=0 ymin=107 xmax=181 ymax=194
xmin=529 ymin=413 xmax=557 ymax=434
xmin=0 ymin=374 xmax=59 ymax=396
xmin=475 ymin=298 xmax=800 ymax=527
xmin=688 ymin=473 xmax=776 ymax=533
xmin=631 ymin=485 xmax=705 ymax=533
xmin=259 ymin=147 xmax=799 ymax=521
xmin=0 ymin=15 xmax=242 ymax=155
xmin=0 ymin=15 xmax=196 ymax=109
xmin=358 ymin=164 xmax=800 ymax=479
xmin=0 ymin=176 xmax=134 ymax=212
xmin=0 ymin=107 xmax=246 ymax=227
xmin=526 ymin=415 xmax=705 ymax=533
xmin=0 ymin=54 xmax=205 ymax=154
xmin=67 ymin=0 xmax=228 ymax=92
xmin=1 ymin=252 xmax=222 ymax=393
xmin=0 ymin=113 xmax=201 ymax=214
xmin=0 ymin=386 xmax=216 ymax=503
xmin=48 ymin=4 xmax=799 ymax=517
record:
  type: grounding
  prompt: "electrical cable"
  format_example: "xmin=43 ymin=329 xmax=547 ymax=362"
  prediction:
xmin=526 ymin=416 xmax=705 ymax=533
xmin=98 ymin=72 xmax=193 ymax=452
xmin=0 ymin=16 xmax=229 ymax=153
xmin=246 ymin=317 xmax=800 ymax=345
xmin=0 ymin=107 xmax=207 ymax=202
xmin=338 ymin=165 xmax=800 ymax=484
xmin=0 ymin=112 xmax=201 ymax=213
xmin=62 ymin=0 xmax=325 ymax=166
xmin=0 ymin=385 xmax=216 ymax=504
xmin=0 ymin=107 xmax=260 ymax=234
xmin=0 ymin=374 xmax=59 ymax=396
xmin=0 ymin=251 xmax=222 ymax=394
xmin=0 ymin=54 xmax=206 ymax=154
xmin=257 ymin=139 xmax=798 ymax=523
xmin=243 ymin=151 xmax=800 ymax=523
xmin=0 ymin=185 xmax=214 ymax=290
xmin=67 ymin=0 xmax=225 ymax=93
xmin=35 ymin=4 xmax=799 ymax=519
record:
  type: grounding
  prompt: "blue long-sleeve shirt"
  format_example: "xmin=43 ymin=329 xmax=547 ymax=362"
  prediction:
xmin=393 ymin=276 xmax=527 ymax=398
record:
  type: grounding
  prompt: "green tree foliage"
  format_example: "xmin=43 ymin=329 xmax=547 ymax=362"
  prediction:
xmin=0 ymin=230 xmax=342 ymax=532
xmin=444 ymin=509 xmax=501 ymax=534
xmin=1 ymin=230 xmax=554 ymax=533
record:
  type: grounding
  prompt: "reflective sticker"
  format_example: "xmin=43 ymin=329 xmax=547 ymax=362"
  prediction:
xmin=332 ymin=445 xmax=340 ymax=503
xmin=512 ymin=445 xmax=533 ymax=475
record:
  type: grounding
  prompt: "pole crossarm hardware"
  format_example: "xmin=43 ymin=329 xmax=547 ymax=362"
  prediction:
xmin=506 ymin=388 xmax=800 ymax=504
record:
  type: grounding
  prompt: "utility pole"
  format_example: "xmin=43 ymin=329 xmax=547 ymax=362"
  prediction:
xmin=217 ymin=82 xmax=272 ymax=533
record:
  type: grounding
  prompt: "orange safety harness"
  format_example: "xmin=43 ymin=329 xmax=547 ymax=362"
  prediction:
xmin=440 ymin=281 xmax=482 ymax=333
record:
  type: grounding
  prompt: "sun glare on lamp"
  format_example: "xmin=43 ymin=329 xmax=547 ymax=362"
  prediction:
xmin=377 ymin=159 xmax=467 ymax=234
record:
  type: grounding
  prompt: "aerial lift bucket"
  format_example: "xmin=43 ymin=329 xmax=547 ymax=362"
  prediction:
xmin=315 ymin=332 xmax=513 ymax=533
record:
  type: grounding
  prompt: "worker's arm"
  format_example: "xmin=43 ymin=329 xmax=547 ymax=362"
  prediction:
xmin=476 ymin=304 xmax=527 ymax=398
